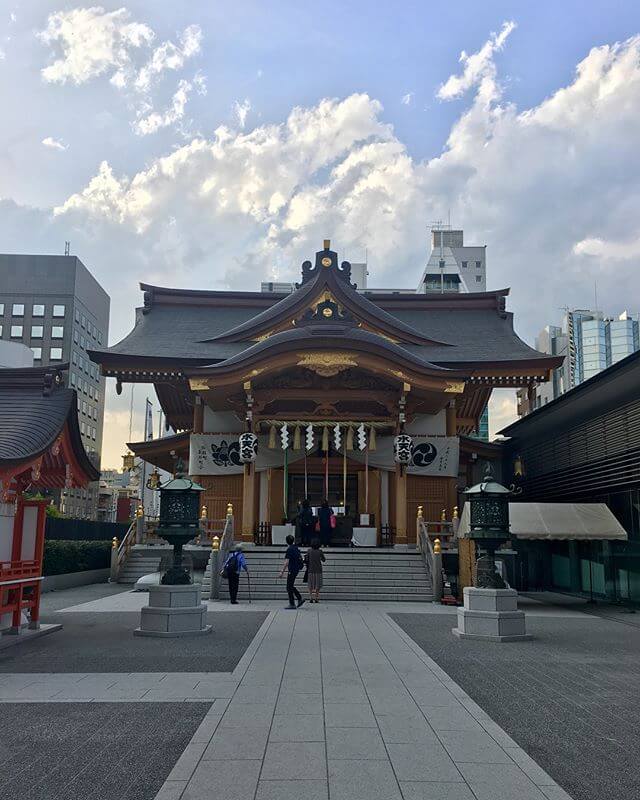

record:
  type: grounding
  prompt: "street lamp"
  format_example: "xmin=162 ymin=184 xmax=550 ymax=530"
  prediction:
xmin=464 ymin=467 xmax=512 ymax=589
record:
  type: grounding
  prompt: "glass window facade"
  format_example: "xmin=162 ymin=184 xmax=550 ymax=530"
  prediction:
xmin=52 ymin=325 xmax=64 ymax=338
xmin=12 ymin=304 xmax=24 ymax=316
xmin=31 ymin=325 xmax=43 ymax=338
xmin=32 ymin=304 xmax=45 ymax=317
xmin=53 ymin=304 xmax=65 ymax=317
xmin=10 ymin=325 xmax=23 ymax=337
xmin=50 ymin=347 xmax=62 ymax=360
xmin=31 ymin=347 xmax=42 ymax=360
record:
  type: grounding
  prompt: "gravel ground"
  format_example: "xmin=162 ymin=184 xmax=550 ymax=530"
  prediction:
xmin=392 ymin=611 xmax=640 ymax=800
xmin=0 ymin=702 xmax=209 ymax=800
xmin=40 ymin=581 xmax=130 ymax=612
xmin=0 ymin=610 xmax=267 ymax=673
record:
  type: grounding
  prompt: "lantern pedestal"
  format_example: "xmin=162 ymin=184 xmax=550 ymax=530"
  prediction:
xmin=134 ymin=584 xmax=211 ymax=638
xmin=452 ymin=587 xmax=531 ymax=642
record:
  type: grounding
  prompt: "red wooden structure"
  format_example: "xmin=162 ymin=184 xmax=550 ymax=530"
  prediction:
xmin=0 ymin=365 xmax=99 ymax=635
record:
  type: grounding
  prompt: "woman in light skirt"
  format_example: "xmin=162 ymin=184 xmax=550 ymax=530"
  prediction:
xmin=306 ymin=540 xmax=326 ymax=603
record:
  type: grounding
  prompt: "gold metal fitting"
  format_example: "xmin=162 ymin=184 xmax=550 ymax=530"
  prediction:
xmin=227 ymin=502 xmax=233 ymax=517
xmin=433 ymin=538 xmax=442 ymax=554
xmin=200 ymin=504 xmax=207 ymax=520
xmin=417 ymin=505 xmax=423 ymax=519
xmin=136 ymin=505 xmax=144 ymax=518
xmin=452 ymin=506 xmax=459 ymax=520
xmin=112 ymin=536 xmax=118 ymax=549
xmin=440 ymin=509 xmax=446 ymax=522
xmin=212 ymin=535 xmax=220 ymax=551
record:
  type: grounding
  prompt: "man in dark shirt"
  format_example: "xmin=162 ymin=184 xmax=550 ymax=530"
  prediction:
xmin=279 ymin=534 xmax=305 ymax=609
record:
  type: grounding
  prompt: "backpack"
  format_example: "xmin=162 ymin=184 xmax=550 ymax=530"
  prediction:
xmin=221 ymin=552 xmax=239 ymax=579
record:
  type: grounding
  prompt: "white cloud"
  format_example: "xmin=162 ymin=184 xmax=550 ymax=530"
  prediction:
xmin=134 ymin=79 xmax=194 ymax=135
xmin=38 ymin=8 xmax=202 ymax=135
xmin=233 ymin=98 xmax=251 ymax=129
xmin=401 ymin=92 xmax=414 ymax=106
xmin=134 ymin=24 xmax=202 ymax=91
xmin=38 ymin=6 xmax=154 ymax=85
xmin=42 ymin=136 xmax=67 ymax=151
xmin=573 ymin=235 xmax=640 ymax=260
xmin=438 ymin=20 xmax=516 ymax=102
xmin=7 ymin=28 xmax=640 ymax=452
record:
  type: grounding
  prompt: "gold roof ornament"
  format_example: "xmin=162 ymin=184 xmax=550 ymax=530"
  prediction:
xmin=297 ymin=352 xmax=357 ymax=377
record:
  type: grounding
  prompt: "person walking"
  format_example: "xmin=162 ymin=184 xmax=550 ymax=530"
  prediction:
xmin=221 ymin=544 xmax=248 ymax=605
xmin=298 ymin=498 xmax=315 ymax=546
xmin=318 ymin=499 xmax=332 ymax=547
xmin=279 ymin=534 xmax=305 ymax=609
xmin=305 ymin=540 xmax=326 ymax=603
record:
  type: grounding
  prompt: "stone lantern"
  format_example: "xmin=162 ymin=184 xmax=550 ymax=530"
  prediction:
xmin=453 ymin=467 xmax=531 ymax=642
xmin=134 ymin=460 xmax=211 ymax=638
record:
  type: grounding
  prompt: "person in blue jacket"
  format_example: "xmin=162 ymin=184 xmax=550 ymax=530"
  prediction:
xmin=222 ymin=544 xmax=248 ymax=604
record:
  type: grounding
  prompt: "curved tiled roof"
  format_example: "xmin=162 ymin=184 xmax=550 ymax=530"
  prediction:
xmin=0 ymin=365 xmax=99 ymax=480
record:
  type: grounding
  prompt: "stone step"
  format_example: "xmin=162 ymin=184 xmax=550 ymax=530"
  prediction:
xmin=232 ymin=592 xmax=432 ymax=602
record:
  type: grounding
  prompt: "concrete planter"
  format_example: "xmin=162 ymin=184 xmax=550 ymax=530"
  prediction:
xmin=41 ymin=568 xmax=111 ymax=593
xmin=452 ymin=587 xmax=532 ymax=642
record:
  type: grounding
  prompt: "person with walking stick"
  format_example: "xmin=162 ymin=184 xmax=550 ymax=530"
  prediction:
xmin=221 ymin=544 xmax=248 ymax=605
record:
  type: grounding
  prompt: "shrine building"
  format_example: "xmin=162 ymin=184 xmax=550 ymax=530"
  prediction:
xmin=90 ymin=242 xmax=561 ymax=547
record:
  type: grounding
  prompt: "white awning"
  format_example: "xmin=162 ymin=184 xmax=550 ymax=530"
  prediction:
xmin=458 ymin=502 xmax=627 ymax=541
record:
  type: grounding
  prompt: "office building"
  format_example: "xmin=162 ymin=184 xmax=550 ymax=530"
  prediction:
xmin=518 ymin=309 xmax=640 ymax=417
xmin=0 ymin=254 xmax=110 ymax=518
xmin=417 ymin=227 xmax=487 ymax=294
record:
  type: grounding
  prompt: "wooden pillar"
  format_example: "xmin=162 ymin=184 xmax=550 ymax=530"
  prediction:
xmin=193 ymin=396 xmax=204 ymax=434
xmin=242 ymin=463 xmax=258 ymax=542
xmin=394 ymin=464 xmax=407 ymax=545
xmin=445 ymin=400 xmax=457 ymax=519
xmin=458 ymin=537 xmax=476 ymax=597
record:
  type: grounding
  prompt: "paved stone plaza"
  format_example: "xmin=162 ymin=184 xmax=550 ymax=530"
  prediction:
xmin=0 ymin=585 xmax=589 ymax=800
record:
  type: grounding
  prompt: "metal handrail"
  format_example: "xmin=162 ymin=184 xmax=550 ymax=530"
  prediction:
xmin=417 ymin=517 xmax=443 ymax=603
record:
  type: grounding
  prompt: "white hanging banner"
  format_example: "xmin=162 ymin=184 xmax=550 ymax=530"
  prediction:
xmin=189 ymin=433 xmax=306 ymax=475
xmin=345 ymin=435 xmax=459 ymax=477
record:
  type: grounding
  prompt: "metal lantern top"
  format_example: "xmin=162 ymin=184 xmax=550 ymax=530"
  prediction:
xmin=464 ymin=468 xmax=511 ymax=540
xmin=157 ymin=465 xmax=205 ymax=530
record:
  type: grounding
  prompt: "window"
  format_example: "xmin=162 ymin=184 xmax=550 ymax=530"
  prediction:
xmin=80 ymin=335 xmax=85 ymax=349
xmin=12 ymin=304 xmax=24 ymax=316
xmin=81 ymin=315 xmax=86 ymax=328
xmin=97 ymin=331 xmax=102 ymax=345
xmin=50 ymin=347 xmax=62 ymax=360
xmin=92 ymin=427 xmax=96 ymax=440
xmin=475 ymin=261 xmax=482 ymax=268
xmin=32 ymin=304 xmax=45 ymax=317
xmin=73 ymin=330 xmax=79 ymax=344
xmin=70 ymin=372 xmax=76 ymax=387
xmin=31 ymin=325 xmax=43 ymax=338
xmin=475 ymin=275 xmax=482 ymax=282
xmin=75 ymin=309 xmax=80 ymax=323
xmin=72 ymin=352 xmax=77 ymax=365
xmin=88 ymin=386 xmax=94 ymax=399
xmin=95 ymin=389 xmax=100 ymax=402
xmin=31 ymin=347 xmax=42 ymax=360
xmin=53 ymin=304 xmax=65 ymax=317
xmin=0 ymin=304 xmax=4 ymax=315
xmin=82 ymin=401 xmax=87 ymax=414
xmin=52 ymin=326 xmax=64 ymax=339
xmin=83 ymin=380 xmax=88 ymax=394
xmin=461 ymin=261 xmax=468 ymax=268
xmin=81 ymin=422 xmax=86 ymax=435
xmin=0 ymin=324 xmax=3 ymax=336
xmin=11 ymin=325 xmax=23 ymax=337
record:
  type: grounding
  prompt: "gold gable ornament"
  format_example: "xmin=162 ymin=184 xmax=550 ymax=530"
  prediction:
xmin=297 ymin=352 xmax=357 ymax=377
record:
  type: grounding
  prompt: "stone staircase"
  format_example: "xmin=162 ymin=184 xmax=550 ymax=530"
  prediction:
xmin=227 ymin=547 xmax=433 ymax=603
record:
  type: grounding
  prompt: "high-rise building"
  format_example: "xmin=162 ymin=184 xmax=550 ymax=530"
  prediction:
xmin=417 ymin=226 xmax=487 ymax=294
xmin=0 ymin=254 xmax=110 ymax=518
xmin=517 ymin=308 xmax=640 ymax=416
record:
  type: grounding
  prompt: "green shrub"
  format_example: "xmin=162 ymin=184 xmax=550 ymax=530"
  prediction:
xmin=43 ymin=540 xmax=111 ymax=576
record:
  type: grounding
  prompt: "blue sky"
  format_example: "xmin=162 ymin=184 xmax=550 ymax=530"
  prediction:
xmin=1 ymin=1 xmax=640 ymax=462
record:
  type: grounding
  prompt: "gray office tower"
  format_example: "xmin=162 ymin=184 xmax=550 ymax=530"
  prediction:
xmin=0 ymin=255 xmax=110 ymax=519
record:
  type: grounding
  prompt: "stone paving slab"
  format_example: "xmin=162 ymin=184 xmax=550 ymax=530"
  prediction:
xmin=146 ymin=606 xmax=572 ymax=800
